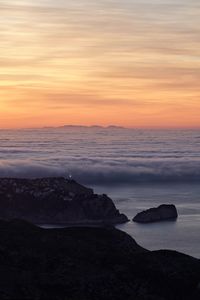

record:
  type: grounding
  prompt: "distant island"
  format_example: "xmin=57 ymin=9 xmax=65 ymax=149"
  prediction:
xmin=41 ymin=125 xmax=126 ymax=130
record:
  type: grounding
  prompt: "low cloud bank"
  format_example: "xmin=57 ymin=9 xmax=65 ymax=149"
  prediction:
xmin=0 ymin=160 xmax=200 ymax=185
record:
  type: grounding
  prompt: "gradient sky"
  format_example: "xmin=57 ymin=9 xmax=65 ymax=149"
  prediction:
xmin=0 ymin=0 xmax=200 ymax=128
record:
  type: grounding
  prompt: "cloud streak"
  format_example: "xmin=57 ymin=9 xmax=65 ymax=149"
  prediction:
xmin=0 ymin=0 xmax=200 ymax=128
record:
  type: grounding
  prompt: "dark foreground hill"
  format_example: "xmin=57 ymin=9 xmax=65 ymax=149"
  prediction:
xmin=0 ymin=219 xmax=199 ymax=300
xmin=0 ymin=177 xmax=128 ymax=224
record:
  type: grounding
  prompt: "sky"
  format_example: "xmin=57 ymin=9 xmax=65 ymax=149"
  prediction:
xmin=0 ymin=0 xmax=200 ymax=128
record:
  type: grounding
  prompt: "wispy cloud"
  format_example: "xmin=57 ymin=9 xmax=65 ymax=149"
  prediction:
xmin=0 ymin=0 xmax=200 ymax=128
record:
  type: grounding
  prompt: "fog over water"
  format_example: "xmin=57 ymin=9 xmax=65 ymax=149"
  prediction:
xmin=0 ymin=127 xmax=200 ymax=183
xmin=0 ymin=127 xmax=200 ymax=257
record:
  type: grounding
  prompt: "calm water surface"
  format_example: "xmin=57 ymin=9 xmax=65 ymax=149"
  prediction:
xmin=93 ymin=183 xmax=200 ymax=258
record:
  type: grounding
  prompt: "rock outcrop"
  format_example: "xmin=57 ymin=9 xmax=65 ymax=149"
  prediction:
xmin=0 ymin=177 xmax=128 ymax=225
xmin=133 ymin=204 xmax=178 ymax=223
xmin=0 ymin=219 xmax=199 ymax=300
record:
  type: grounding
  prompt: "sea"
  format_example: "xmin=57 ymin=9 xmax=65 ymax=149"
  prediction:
xmin=0 ymin=127 xmax=200 ymax=258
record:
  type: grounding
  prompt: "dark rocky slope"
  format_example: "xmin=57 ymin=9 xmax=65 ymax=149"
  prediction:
xmin=0 ymin=177 xmax=128 ymax=224
xmin=133 ymin=204 xmax=178 ymax=223
xmin=0 ymin=219 xmax=199 ymax=300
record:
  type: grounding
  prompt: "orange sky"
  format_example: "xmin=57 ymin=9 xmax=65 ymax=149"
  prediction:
xmin=0 ymin=0 xmax=200 ymax=128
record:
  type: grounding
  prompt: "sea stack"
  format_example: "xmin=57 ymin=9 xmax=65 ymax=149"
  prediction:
xmin=133 ymin=204 xmax=178 ymax=223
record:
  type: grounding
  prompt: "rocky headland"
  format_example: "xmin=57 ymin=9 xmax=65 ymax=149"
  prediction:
xmin=0 ymin=219 xmax=199 ymax=300
xmin=0 ymin=177 xmax=128 ymax=225
xmin=133 ymin=204 xmax=178 ymax=223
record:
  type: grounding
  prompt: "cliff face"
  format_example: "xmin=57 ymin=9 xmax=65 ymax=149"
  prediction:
xmin=0 ymin=177 xmax=128 ymax=224
xmin=0 ymin=220 xmax=199 ymax=300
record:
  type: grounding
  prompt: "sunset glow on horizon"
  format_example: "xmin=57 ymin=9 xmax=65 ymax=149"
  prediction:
xmin=0 ymin=0 xmax=200 ymax=129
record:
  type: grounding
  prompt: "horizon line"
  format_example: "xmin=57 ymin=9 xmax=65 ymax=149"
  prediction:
xmin=0 ymin=124 xmax=200 ymax=131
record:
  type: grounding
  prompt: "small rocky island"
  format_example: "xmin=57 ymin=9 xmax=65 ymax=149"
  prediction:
xmin=0 ymin=177 xmax=128 ymax=225
xmin=133 ymin=204 xmax=178 ymax=223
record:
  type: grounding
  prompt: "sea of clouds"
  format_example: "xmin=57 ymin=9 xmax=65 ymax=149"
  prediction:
xmin=0 ymin=159 xmax=200 ymax=185
xmin=0 ymin=128 xmax=200 ymax=185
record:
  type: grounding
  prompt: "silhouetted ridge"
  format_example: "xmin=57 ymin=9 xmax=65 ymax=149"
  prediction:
xmin=0 ymin=220 xmax=199 ymax=300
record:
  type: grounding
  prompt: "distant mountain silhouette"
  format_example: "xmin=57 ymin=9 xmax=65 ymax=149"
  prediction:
xmin=57 ymin=125 xmax=126 ymax=130
xmin=22 ymin=125 xmax=127 ymax=130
